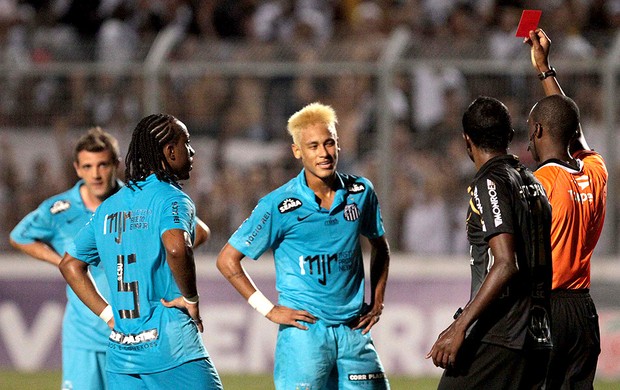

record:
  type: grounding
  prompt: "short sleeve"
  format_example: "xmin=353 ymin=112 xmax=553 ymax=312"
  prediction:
xmin=67 ymin=219 xmax=100 ymax=266
xmin=160 ymin=194 xmax=195 ymax=235
xmin=228 ymin=197 xmax=276 ymax=260
xmin=360 ymin=180 xmax=385 ymax=239
xmin=10 ymin=203 xmax=55 ymax=245
xmin=474 ymin=176 xmax=515 ymax=241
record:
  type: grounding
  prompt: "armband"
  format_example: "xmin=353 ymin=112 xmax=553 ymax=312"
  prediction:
xmin=183 ymin=294 xmax=200 ymax=305
xmin=99 ymin=305 xmax=113 ymax=323
xmin=248 ymin=290 xmax=275 ymax=316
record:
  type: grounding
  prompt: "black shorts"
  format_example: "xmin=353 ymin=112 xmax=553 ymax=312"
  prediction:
xmin=546 ymin=289 xmax=600 ymax=390
xmin=437 ymin=340 xmax=549 ymax=390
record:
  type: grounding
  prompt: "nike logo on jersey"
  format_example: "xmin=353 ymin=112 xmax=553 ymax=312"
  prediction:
xmin=66 ymin=216 xmax=80 ymax=224
xmin=297 ymin=214 xmax=312 ymax=222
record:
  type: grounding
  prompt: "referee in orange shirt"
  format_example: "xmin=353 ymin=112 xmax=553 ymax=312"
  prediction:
xmin=525 ymin=29 xmax=607 ymax=389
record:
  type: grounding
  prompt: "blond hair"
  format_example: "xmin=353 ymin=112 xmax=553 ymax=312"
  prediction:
xmin=287 ymin=102 xmax=338 ymax=145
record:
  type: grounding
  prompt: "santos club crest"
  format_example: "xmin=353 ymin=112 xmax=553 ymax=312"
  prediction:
xmin=343 ymin=203 xmax=360 ymax=221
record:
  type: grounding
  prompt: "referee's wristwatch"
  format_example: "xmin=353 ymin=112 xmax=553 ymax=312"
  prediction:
xmin=538 ymin=67 xmax=556 ymax=80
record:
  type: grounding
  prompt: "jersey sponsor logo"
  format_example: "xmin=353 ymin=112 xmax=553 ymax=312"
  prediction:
xmin=245 ymin=212 xmax=271 ymax=246
xmin=472 ymin=186 xmax=486 ymax=232
xmin=129 ymin=209 xmax=151 ymax=230
xmin=568 ymin=189 xmax=594 ymax=203
xmin=486 ymin=179 xmax=503 ymax=227
xmin=109 ymin=328 xmax=159 ymax=345
xmin=297 ymin=251 xmax=356 ymax=285
xmin=521 ymin=182 xmax=545 ymax=198
xmin=347 ymin=182 xmax=366 ymax=194
xmin=576 ymin=175 xmax=590 ymax=190
xmin=343 ymin=203 xmax=360 ymax=221
xmin=104 ymin=211 xmax=131 ymax=244
xmin=278 ymin=198 xmax=302 ymax=213
xmin=171 ymin=201 xmax=180 ymax=224
xmin=50 ymin=200 xmax=70 ymax=214
xmin=299 ymin=253 xmax=338 ymax=286
xmin=348 ymin=372 xmax=386 ymax=381
xmin=325 ymin=218 xmax=339 ymax=226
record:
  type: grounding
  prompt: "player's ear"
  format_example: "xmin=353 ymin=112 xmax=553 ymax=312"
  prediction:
xmin=291 ymin=143 xmax=302 ymax=160
xmin=508 ymin=128 xmax=515 ymax=142
xmin=463 ymin=133 xmax=472 ymax=148
xmin=73 ymin=161 xmax=83 ymax=178
xmin=534 ymin=123 xmax=543 ymax=139
xmin=163 ymin=142 xmax=175 ymax=161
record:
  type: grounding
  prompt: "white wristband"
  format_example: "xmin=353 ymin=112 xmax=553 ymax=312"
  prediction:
xmin=183 ymin=294 xmax=200 ymax=305
xmin=99 ymin=305 xmax=113 ymax=323
xmin=248 ymin=291 xmax=275 ymax=316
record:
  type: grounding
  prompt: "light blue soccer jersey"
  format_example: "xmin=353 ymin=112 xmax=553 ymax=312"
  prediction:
xmin=10 ymin=180 xmax=115 ymax=351
xmin=229 ymin=170 xmax=385 ymax=325
xmin=67 ymin=174 xmax=208 ymax=374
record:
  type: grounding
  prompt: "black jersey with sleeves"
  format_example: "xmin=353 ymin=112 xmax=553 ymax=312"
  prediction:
xmin=465 ymin=155 xmax=552 ymax=350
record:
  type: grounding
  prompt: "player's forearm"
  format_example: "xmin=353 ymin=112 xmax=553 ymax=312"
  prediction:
xmin=369 ymin=237 xmax=390 ymax=307
xmin=163 ymin=229 xmax=199 ymax=298
xmin=540 ymin=76 xmax=564 ymax=97
xmin=59 ymin=254 xmax=109 ymax=316
xmin=167 ymin=248 xmax=199 ymax=298
xmin=217 ymin=259 xmax=257 ymax=299
xmin=457 ymin=257 xmax=518 ymax=331
xmin=9 ymin=239 xmax=63 ymax=266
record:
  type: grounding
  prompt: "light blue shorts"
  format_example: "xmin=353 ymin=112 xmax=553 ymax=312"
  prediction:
xmin=106 ymin=358 xmax=223 ymax=390
xmin=62 ymin=346 xmax=106 ymax=390
xmin=274 ymin=320 xmax=389 ymax=390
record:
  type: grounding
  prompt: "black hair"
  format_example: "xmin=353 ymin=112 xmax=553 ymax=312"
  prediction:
xmin=530 ymin=94 xmax=580 ymax=146
xmin=124 ymin=114 xmax=183 ymax=188
xmin=462 ymin=96 xmax=513 ymax=152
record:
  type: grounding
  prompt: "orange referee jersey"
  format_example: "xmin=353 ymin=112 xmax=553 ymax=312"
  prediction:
xmin=534 ymin=150 xmax=607 ymax=289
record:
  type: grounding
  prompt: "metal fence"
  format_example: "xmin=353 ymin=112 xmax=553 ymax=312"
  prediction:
xmin=1 ymin=29 xmax=618 ymax=254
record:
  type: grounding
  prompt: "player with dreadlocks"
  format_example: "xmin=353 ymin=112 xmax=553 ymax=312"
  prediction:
xmin=60 ymin=114 xmax=223 ymax=390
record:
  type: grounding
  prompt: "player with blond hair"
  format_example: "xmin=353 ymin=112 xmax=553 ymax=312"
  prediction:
xmin=217 ymin=102 xmax=391 ymax=389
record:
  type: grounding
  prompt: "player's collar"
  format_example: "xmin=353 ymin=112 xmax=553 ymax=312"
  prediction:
xmin=537 ymin=158 xmax=583 ymax=174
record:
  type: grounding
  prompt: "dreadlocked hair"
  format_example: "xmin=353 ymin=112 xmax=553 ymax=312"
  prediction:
xmin=125 ymin=113 xmax=181 ymax=189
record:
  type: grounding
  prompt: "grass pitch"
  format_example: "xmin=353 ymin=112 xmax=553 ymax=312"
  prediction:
xmin=0 ymin=370 xmax=438 ymax=389
xmin=1 ymin=370 xmax=619 ymax=389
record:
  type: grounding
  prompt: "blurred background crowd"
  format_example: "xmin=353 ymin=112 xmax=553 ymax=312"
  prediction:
xmin=0 ymin=0 xmax=619 ymax=255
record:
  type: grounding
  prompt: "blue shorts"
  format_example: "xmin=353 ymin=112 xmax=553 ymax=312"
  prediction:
xmin=107 ymin=358 xmax=223 ymax=390
xmin=274 ymin=320 xmax=389 ymax=390
xmin=62 ymin=346 xmax=106 ymax=390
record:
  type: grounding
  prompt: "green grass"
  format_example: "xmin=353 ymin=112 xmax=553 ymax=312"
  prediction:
xmin=0 ymin=370 xmax=437 ymax=389
xmin=1 ymin=370 xmax=618 ymax=389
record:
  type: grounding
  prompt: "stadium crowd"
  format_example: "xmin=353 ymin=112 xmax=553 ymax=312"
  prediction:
xmin=0 ymin=0 xmax=618 ymax=253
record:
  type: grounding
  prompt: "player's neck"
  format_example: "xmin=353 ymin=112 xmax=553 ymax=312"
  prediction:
xmin=473 ymin=148 xmax=506 ymax=171
xmin=80 ymin=185 xmax=103 ymax=212
xmin=306 ymin=174 xmax=337 ymax=209
xmin=539 ymin=145 xmax=578 ymax=169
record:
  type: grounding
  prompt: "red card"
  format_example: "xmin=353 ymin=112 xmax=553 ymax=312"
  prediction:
xmin=515 ymin=10 xmax=542 ymax=37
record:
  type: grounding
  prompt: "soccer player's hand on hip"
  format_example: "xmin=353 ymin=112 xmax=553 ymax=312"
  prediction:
xmin=161 ymin=297 xmax=204 ymax=333
xmin=351 ymin=303 xmax=384 ymax=335
xmin=266 ymin=305 xmax=317 ymax=330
